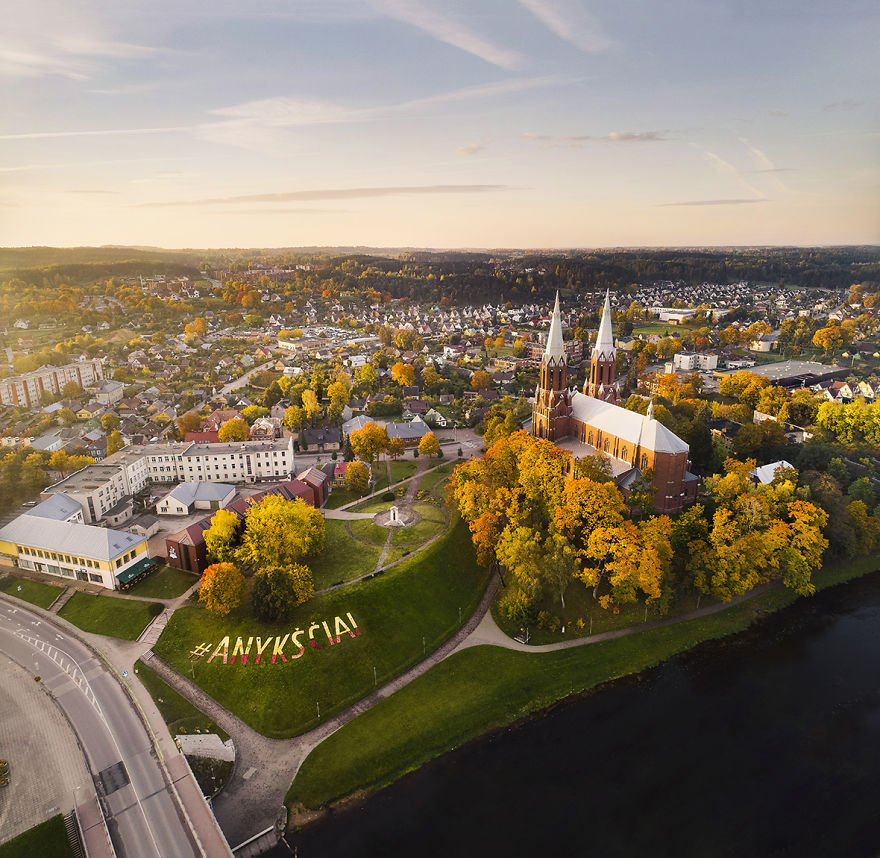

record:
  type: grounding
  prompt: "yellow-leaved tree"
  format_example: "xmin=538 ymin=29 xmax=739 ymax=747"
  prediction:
xmin=198 ymin=563 xmax=245 ymax=616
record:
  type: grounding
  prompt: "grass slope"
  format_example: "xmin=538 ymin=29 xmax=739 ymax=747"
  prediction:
xmin=0 ymin=575 xmax=64 ymax=610
xmin=135 ymin=659 xmax=229 ymax=741
xmin=153 ymin=520 xmax=488 ymax=738
xmin=289 ymin=554 xmax=880 ymax=810
xmin=58 ymin=592 xmax=160 ymax=640
xmin=0 ymin=815 xmax=72 ymax=858
xmin=309 ymin=520 xmax=382 ymax=588
xmin=127 ymin=566 xmax=198 ymax=600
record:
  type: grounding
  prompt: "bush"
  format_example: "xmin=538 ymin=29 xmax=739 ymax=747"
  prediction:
xmin=458 ymin=448 xmax=463 ymax=458
xmin=382 ymin=492 xmax=395 ymax=502
xmin=331 ymin=451 xmax=338 ymax=460
xmin=149 ymin=602 xmax=164 ymax=617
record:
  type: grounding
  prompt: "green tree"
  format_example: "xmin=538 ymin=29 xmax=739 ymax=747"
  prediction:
xmin=58 ymin=407 xmax=78 ymax=426
xmin=241 ymin=405 xmax=270 ymax=425
xmin=100 ymin=413 xmax=120 ymax=432
xmin=252 ymin=565 xmax=313 ymax=621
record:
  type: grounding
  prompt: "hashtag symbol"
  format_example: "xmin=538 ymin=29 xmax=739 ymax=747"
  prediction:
xmin=189 ymin=642 xmax=212 ymax=659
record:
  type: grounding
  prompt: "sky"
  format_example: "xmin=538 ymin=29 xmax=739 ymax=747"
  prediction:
xmin=0 ymin=0 xmax=878 ymax=249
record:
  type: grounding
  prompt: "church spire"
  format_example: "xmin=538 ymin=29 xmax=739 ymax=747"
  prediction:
xmin=543 ymin=291 xmax=566 ymax=365
xmin=594 ymin=289 xmax=615 ymax=362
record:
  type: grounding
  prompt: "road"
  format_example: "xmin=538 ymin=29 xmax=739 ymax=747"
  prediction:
xmin=0 ymin=599 xmax=203 ymax=858
xmin=217 ymin=361 xmax=274 ymax=395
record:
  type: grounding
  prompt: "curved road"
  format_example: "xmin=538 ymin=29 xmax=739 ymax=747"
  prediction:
xmin=0 ymin=598 xmax=204 ymax=858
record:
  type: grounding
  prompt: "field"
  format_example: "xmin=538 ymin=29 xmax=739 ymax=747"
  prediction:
xmin=0 ymin=575 xmax=64 ymax=610
xmin=58 ymin=592 xmax=161 ymax=640
xmin=310 ymin=519 xmax=382 ymax=589
xmin=0 ymin=815 xmax=73 ymax=858
xmin=127 ymin=566 xmax=198 ymax=600
xmin=153 ymin=520 xmax=488 ymax=738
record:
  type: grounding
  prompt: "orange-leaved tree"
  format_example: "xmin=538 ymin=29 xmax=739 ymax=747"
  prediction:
xmin=198 ymin=563 xmax=245 ymax=616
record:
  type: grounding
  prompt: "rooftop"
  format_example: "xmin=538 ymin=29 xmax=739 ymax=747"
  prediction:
xmin=0 ymin=515 xmax=142 ymax=561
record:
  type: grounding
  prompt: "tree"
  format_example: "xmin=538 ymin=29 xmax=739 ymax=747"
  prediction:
xmin=237 ymin=496 xmax=325 ymax=573
xmin=391 ymin=362 xmax=415 ymax=387
xmin=61 ymin=381 xmax=82 ymax=399
xmin=100 ymin=413 xmax=120 ymax=432
xmin=470 ymin=370 xmax=492 ymax=391
xmin=198 ymin=563 xmax=245 ymax=616
xmin=418 ymin=431 xmax=441 ymax=457
xmin=176 ymin=410 xmax=202 ymax=437
xmin=262 ymin=381 xmax=283 ymax=409
xmin=343 ymin=460 xmax=370 ymax=495
xmin=49 ymin=450 xmax=70 ymax=474
xmin=241 ymin=405 xmax=270 ymax=425
xmin=204 ymin=508 xmax=241 ymax=564
xmin=354 ymin=364 xmax=379 ymax=395
xmin=283 ymin=405 xmax=305 ymax=431
xmin=386 ymin=437 xmax=407 ymax=460
xmin=218 ymin=417 xmax=248 ymax=442
xmin=302 ymin=388 xmax=322 ymax=421
xmin=185 ymin=317 xmax=207 ymax=337
xmin=252 ymin=565 xmax=313 ymax=621
xmin=58 ymin=407 xmax=78 ymax=426
xmin=106 ymin=430 xmax=124 ymax=457
xmin=484 ymin=411 xmax=520 ymax=447
xmin=350 ymin=421 xmax=388 ymax=464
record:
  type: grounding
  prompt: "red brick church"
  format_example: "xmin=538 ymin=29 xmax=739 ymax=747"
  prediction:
xmin=532 ymin=292 xmax=698 ymax=513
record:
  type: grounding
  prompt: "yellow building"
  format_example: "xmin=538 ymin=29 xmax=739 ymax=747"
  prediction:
xmin=0 ymin=515 xmax=151 ymax=590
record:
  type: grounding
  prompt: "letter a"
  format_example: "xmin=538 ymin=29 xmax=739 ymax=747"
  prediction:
xmin=207 ymin=636 xmax=230 ymax=665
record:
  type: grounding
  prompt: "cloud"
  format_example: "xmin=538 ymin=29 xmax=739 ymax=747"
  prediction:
xmin=658 ymin=199 xmax=768 ymax=207
xmin=456 ymin=142 xmax=485 ymax=156
xmin=698 ymin=148 xmax=765 ymax=199
xmin=0 ymin=125 xmax=189 ymax=141
xmin=823 ymin=100 xmax=863 ymax=111
xmin=518 ymin=0 xmax=613 ymax=52
xmin=521 ymin=130 xmax=666 ymax=144
xmin=0 ymin=36 xmax=158 ymax=79
xmin=367 ymin=0 xmax=522 ymax=69
xmin=738 ymin=137 xmax=789 ymax=193
xmin=139 ymin=184 xmax=519 ymax=207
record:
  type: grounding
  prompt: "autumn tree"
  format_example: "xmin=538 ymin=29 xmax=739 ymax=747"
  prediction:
xmin=218 ymin=417 xmax=248 ymax=442
xmin=204 ymin=508 xmax=241 ymax=564
xmin=354 ymin=363 xmax=379 ymax=395
xmin=391 ymin=362 xmax=415 ymax=387
xmin=283 ymin=405 xmax=305 ymax=431
xmin=418 ymin=431 xmax=441 ymax=457
xmin=343 ymin=460 xmax=370 ymax=495
xmin=241 ymin=405 xmax=270 ymax=424
xmin=302 ymin=388 xmax=321 ymax=421
xmin=176 ymin=410 xmax=202 ymax=437
xmin=386 ymin=437 xmax=407 ymax=460
xmin=237 ymin=496 xmax=324 ymax=575
xmin=349 ymin=421 xmax=388 ymax=464
xmin=483 ymin=411 xmax=520 ymax=447
xmin=470 ymin=370 xmax=492 ymax=390
xmin=106 ymin=430 xmax=124 ymax=457
xmin=198 ymin=563 xmax=245 ymax=616
xmin=100 ymin=413 xmax=120 ymax=432
xmin=49 ymin=450 xmax=70 ymax=474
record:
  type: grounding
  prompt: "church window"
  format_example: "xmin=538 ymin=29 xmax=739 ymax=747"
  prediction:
xmin=621 ymin=446 xmax=627 ymax=460
xmin=640 ymin=454 xmax=649 ymax=470
xmin=588 ymin=432 xmax=593 ymax=446
xmin=603 ymin=438 xmax=610 ymax=453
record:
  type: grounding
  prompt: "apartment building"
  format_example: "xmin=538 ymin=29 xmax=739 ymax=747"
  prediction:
xmin=0 ymin=360 xmax=104 ymax=408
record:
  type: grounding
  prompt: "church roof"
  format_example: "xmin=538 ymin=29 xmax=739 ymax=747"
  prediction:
xmin=543 ymin=292 xmax=566 ymax=364
xmin=594 ymin=290 xmax=616 ymax=362
xmin=570 ymin=393 xmax=689 ymax=455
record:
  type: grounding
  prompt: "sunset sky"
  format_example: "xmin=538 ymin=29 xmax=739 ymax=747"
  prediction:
xmin=1 ymin=0 xmax=878 ymax=248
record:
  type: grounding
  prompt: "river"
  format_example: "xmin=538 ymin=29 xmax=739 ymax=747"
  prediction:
xmin=286 ymin=573 xmax=880 ymax=857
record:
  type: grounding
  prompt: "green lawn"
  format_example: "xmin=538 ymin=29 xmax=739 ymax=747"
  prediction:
xmin=413 ymin=501 xmax=446 ymax=523
xmin=289 ymin=553 xmax=880 ymax=810
xmin=418 ymin=464 xmax=455 ymax=496
xmin=127 ymin=566 xmax=198 ymax=600
xmin=0 ymin=815 xmax=73 ymax=858
xmin=351 ymin=496 xmax=394 ymax=514
xmin=153 ymin=520 xmax=489 ymax=738
xmin=388 ymin=460 xmax=419 ymax=484
xmin=390 ymin=517 xmax=445 ymax=547
xmin=324 ymin=489 xmax=359 ymax=510
xmin=310 ymin=520 xmax=382 ymax=589
xmin=58 ymin=592 xmax=161 ymax=640
xmin=348 ymin=518 xmax=390 ymax=547
xmin=134 ymin=659 xmax=229 ymax=741
xmin=0 ymin=575 xmax=64 ymax=610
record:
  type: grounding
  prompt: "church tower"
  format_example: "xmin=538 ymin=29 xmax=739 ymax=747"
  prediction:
xmin=585 ymin=290 xmax=618 ymax=403
xmin=532 ymin=292 xmax=571 ymax=441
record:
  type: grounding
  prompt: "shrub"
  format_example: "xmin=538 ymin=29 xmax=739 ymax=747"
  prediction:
xmin=382 ymin=492 xmax=395 ymax=502
xmin=148 ymin=602 xmax=164 ymax=618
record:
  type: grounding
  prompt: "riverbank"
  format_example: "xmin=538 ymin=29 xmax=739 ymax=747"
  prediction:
xmin=287 ymin=553 xmax=879 ymax=821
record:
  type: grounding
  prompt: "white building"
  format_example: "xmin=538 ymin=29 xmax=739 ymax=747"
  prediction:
xmin=673 ymin=352 xmax=718 ymax=372
xmin=0 ymin=360 xmax=104 ymax=408
xmin=157 ymin=481 xmax=236 ymax=515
